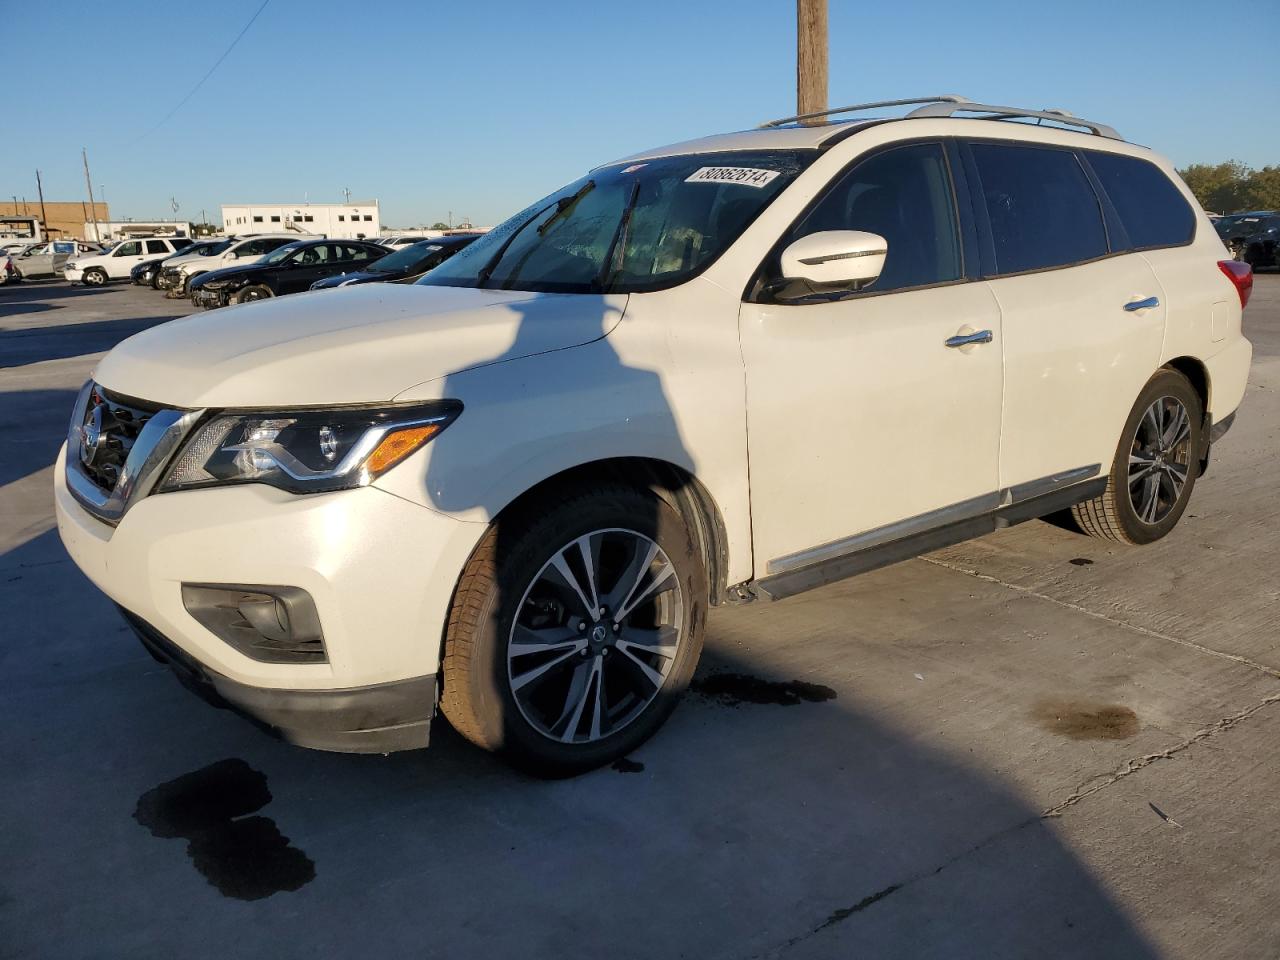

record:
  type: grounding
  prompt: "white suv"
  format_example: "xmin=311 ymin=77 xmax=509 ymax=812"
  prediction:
xmin=158 ymin=233 xmax=309 ymax=296
xmin=64 ymin=236 xmax=193 ymax=285
xmin=55 ymin=96 xmax=1253 ymax=775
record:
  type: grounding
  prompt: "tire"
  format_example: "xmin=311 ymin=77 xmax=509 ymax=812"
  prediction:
xmin=150 ymin=270 xmax=163 ymax=289
xmin=1071 ymin=368 xmax=1202 ymax=545
xmin=83 ymin=267 xmax=107 ymax=286
xmin=441 ymin=485 xmax=708 ymax=777
xmin=231 ymin=284 xmax=273 ymax=305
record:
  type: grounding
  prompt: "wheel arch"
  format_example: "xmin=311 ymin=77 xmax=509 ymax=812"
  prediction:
xmin=488 ymin=456 xmax=730 ymax=607
xmin=1163 ymin=355 xmax=1210 ymax=414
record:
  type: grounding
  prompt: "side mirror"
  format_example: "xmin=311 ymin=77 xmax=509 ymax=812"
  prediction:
xmin=779 ymin=230 xmax=887 ymax=289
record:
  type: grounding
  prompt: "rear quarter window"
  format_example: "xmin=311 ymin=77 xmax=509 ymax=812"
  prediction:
xmin=1086 ymin=152 xmax=1195 ymax=250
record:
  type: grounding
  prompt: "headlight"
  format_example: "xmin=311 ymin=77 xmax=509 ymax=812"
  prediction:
xmin=158 ymin=402 xmax=461 ymax=494
xmin=199 ymin=277 xmax=235 ymax=290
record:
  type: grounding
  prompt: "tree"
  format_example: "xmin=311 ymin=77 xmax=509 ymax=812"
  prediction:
xmin=430 ymin=221 xmax=450 ymax=230
xmin=1242 ymin=166 xmax=1280 ymax=211
xmin=1178 ymin=160 xmax=1252 ymax=214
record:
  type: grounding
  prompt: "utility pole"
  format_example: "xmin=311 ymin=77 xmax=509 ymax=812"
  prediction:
xmin=35 ymin=170 xmax=49 ymax=237
xmin=82 ymin=148 xmax=101 ymax=243
xmin=796 ymin=0 xmax=828 ymax=121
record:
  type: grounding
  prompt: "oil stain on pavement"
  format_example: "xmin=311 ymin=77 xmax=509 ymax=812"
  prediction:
xmin=1032 ymin=699 xmax=1139 ymax=740
xmin=692 ymin=672 xmax=837 ymax=707
xmin=134 ymin=758 xmax=315 ymax=900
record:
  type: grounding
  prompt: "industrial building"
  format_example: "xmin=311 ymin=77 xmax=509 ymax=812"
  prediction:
xmin=0 ymin=200 xmax=108 ymax=240
xmin=220 ymin=201 xmax=380 ymax=239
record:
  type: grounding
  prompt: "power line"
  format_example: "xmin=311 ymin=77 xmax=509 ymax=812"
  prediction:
xmin=140 ymin=0 xmax=271 ymax=139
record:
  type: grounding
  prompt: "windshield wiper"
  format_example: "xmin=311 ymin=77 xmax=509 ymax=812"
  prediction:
xmin=594 ymin=180 xmax=640 ymax=293
xmin=474 ymin=181 xmax=595 ymax=288
xmin=537 ymin=181 xmax=595 ymax=236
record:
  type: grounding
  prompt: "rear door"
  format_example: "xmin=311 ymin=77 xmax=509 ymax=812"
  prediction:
xmin=963 ymin=140 xmax=1166 ymax=492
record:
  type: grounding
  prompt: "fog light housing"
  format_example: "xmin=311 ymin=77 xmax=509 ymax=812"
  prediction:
xmin=181 ymin=583 xmax=327 ymax=663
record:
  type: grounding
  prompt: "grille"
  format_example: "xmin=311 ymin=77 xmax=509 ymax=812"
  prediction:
xmin=76 ymin=385 xmax=163 ymax=494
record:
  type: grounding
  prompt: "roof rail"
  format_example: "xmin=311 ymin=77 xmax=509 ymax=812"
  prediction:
xmin=904 ymin=100 xmax=1122 ymax=140
xmin=758 ymin=95 xmax=972 ymax=129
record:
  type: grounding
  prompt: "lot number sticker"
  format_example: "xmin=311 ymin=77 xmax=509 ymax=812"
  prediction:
xmin=685 ymin=166 xmax=781 ymax=188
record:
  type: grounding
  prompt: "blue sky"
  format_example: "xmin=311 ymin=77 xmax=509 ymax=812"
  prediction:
xmin=3 ymin=0 xmax=1275 ymax=228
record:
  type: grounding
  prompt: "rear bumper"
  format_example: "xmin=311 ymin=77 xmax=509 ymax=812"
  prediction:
xmin=121 ymin=606 xmax=436 ymax=753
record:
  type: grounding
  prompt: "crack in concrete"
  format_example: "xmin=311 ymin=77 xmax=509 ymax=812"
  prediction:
xmin=765 ymin=558 xmax=1280 ymax=956
xmin=1042 ymin=691 xmax=1280 ymax=817
xmin=917 ymin=554 xmax=1280 ymax=680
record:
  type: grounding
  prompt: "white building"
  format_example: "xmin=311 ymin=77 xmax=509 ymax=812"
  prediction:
xmin=83 ymin=219 xmax=193 ymax=242
xmin=220 ymin=202 xmax=381 ymax=240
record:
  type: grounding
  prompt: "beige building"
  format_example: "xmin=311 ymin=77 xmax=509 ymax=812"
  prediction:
xmin=0 ymin=199 xmax=109 ymax=240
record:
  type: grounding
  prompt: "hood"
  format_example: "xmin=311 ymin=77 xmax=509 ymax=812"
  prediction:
xmin=193 ymin=262 xmax=263 ymax=285
xmin=311 ymin=268 xmax=388 ymax=289
xmin=93 ymin=283 xmax=627 ymax=408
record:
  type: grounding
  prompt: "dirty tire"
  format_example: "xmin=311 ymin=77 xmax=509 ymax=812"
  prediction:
xmin=231 ymin=284 xmax=273 ymax=304
xmin=440 ymin=485 xmax=707 ymax=777
xmin=1071 ymin=368 xmax=1202 ymax=545
xmin=83 ymin=267 xmax=107 ymax=286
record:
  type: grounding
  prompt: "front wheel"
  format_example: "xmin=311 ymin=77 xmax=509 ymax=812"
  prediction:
xmin=231 ymin=284 xmax=273 ymax=305
xmin=441 ymin=485 xmax=707 ymax=776
xmin=83 ymin=267 xmax=107 ymax=286
xmin=1072 ymin=368 xmax=1202 ymax=545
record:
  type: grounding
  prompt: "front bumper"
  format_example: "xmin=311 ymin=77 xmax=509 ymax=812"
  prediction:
xmin=191 ymin=286 xmax=228 ymax=309
xmin=121 ymin=607 xmax=437 ymax=752
xmin=54 ymin=444 xmax=488 ymax=752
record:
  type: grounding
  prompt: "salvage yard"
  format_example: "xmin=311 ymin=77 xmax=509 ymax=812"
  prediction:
xmin=2 ymin=275 xmax=1279 ymax=959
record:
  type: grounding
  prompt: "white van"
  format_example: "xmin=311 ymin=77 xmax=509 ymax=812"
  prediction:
xmin=55 ymin=96 xmax=1253 ymax=774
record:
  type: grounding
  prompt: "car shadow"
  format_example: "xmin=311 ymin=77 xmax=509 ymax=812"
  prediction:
xmin=0 ymin=314 xmax=185 ymax=368
xmin=0 ymin=388 xmax=80 ymax=487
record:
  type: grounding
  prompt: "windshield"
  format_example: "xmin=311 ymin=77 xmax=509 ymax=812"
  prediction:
xmin=369 ymin=240 xmax=445 ymax=273
xmin=261 ymin=242 xmax=305 ymax=265
xmin=202 ymin=239 xmax=234 ymax=255
xmin=419 ymin=150 xmax=814 ymax=294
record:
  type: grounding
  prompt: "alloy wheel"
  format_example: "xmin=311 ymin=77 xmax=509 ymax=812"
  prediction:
xmin=1128 ymin=395 xmax=1192 ymax=525
xmin=507 ymin=528 xmax=684 ymax=744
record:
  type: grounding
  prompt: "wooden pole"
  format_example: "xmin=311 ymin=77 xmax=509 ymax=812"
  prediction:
xmin=82 ymin=148 xmax=101 ymax=243
xmin=797 ymin=0 xmax=828 ymax=121
xmin=35 ymin=170 xmax=49 ymax=239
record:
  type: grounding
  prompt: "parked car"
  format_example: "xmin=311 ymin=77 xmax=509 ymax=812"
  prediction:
xmin=64 ymin=236 xmax=193 ymax=285
xmin=189 ymin=238 xmax=387 ymax=307
xmin=1240 ymin=214 xmax=1280 ymax=269
xmin=160 ymin=234 xmax=306 ymax=297
xmin=11 ymin=240 xmax=103 ymax=280
xmin=1215 ymin=211 xmax=1277 ymax=259
xmin=54 ymin=95 xmax=1252 ymax=775
xmin=309 ymin=236 xmax=479 ymax=289
xmin=377 ymin=235 xmax=431 ymax=248
xmin=131 ymin=239 xmax=225 ymax=288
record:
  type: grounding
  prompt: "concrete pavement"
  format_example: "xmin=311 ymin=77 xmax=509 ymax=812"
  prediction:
xmin=2 ymin=274 xmax=1278 ymax=959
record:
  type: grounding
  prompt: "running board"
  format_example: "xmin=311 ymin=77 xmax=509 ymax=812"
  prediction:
xmin=753 ymin=475 xmax=1106 ymax=602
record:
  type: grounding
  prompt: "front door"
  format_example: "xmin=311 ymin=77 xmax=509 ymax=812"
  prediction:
xmin=740 ymin=141 xmax=1003 ymax=578
xmin=108 ymin=240 xmax=146 ymax=277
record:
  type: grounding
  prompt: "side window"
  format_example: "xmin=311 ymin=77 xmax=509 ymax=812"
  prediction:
xmin=345 ymin=244 xmax=373 ymax=261
xmin=114 ymin=241 xmax=142 ymax=256
xmin=1085 ymin=151 xmax=1195 ymax=250
xmin=785 ymin=142 xmax=962 ymax=293
xmin=145 ymin=240 xmax=169 ymax=254
xmin=969 ymin=142 xmax=1107 ymax=274
xmin=297 ymin=245 xmax=329 ymax=265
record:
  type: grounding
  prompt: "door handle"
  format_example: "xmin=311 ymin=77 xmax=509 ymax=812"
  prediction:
xmin=945 ymin=329 xmax=993 ymax=348
xmin=1124 ymin=296 xmax=1160 ymax=312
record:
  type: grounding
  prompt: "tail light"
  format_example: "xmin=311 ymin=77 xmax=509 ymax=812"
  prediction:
xmin=1218 ymin=260 xmax=1253 ymax=309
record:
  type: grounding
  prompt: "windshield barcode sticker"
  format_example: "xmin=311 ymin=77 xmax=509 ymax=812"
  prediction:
xmin=685 ymin=166 xmax=781 ymax=188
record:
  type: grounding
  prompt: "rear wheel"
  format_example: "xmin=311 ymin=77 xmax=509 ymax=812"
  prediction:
xmin=83 ymin=267 xmax=107 ymax=286
xmin=441 ymin=485 xmax=707 ymax=776
xmin=1071 ymin=368 xmax=1202 ymax=545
